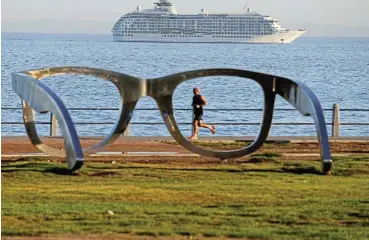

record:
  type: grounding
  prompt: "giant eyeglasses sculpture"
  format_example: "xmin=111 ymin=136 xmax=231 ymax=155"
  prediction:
xmin=12 ymin=67 xmax=332 ymax=174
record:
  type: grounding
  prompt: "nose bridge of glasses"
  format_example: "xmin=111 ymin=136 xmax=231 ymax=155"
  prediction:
xmin=146 ymin=77 xmax=183 ymax=98
xmin=115 ymin=78 xmax=148 ymax=102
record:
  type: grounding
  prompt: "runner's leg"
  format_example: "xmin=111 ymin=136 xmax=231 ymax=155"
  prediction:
xmin=198 ymin=120 xmax=216 ymax=134
xmin=189 ymin=120 xmax=199 ymax=139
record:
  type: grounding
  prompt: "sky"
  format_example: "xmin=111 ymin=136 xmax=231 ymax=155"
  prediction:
xmin=2 ymin=0 xmax=369 ymax=36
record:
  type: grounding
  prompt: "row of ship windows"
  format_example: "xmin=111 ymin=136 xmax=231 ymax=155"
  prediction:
xmin=128 ymin=25 xmax=269 ymax=28
xmin=130 ymin=21 xmax=267 ymax=24
xmin=124 ymin=18 xmax=269 ymax=23
xmin=128 ymin=27 xmax=267 ymax=30
xmin=114 ymin=34 xmax=256 ymax=38
xmin=163 ymin=35 xmax=203 ymax=37
xmin=114 ymin=34 xmax=203 ymax=37
xmin=125 ymin=26 xmax=270 ymax=28
xmin=123 ymin=23 xmax=272 ymax=27
xmin=128 ymin=22 xmax=270 ymax=26
xmin=121 ymin=27 xmax=272 ymax=30
xmin=119 ymin=31 xmax=272 ymax=34
xmin=213 ymin=36 xmax=252 ymax=38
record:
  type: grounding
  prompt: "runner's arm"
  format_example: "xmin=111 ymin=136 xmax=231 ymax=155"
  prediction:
xmin=200 ymin=96 xmax=208 ymax=106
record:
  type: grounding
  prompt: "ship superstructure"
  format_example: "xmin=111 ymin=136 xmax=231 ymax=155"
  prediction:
xmin=112 ymin=0 xmax=305 ymax=43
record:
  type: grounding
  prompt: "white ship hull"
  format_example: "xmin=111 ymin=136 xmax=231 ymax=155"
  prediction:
xmin=112 ymin=1 xmax=306 ymax=44
xmin=113 ymin=30 xmax=305 ymax=44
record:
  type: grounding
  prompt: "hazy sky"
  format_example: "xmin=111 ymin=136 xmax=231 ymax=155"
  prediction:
xmin=2 ymin=0 xmax=369 ymax=35
xmin=3 ymin=0 xmax=369 ymax=24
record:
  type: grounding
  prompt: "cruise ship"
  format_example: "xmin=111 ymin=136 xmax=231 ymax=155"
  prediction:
xmin=112 ymin=0 xmax=306 ymax=44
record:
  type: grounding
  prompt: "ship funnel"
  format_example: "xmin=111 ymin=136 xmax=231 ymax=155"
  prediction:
xmin=242 ymin=5 xmax=252 ymax=12
xmin=136 ymin=5 xmax=142 ymax=12
xmin=201 ymin=8 xmax=208 ymax=15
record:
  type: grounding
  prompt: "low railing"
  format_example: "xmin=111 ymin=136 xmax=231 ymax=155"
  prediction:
xmin=2 ymin=104 xmax=369 ymax=137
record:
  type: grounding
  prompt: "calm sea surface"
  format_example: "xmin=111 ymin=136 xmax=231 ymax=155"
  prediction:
xmin=1 ymin=33 xmax=369 ymax=137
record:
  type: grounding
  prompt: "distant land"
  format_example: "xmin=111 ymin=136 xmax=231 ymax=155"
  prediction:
xmin=2 ymin=19 xmax=369 ymax=37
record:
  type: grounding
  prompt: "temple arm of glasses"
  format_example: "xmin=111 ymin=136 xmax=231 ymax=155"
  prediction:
xmin=12 ymin=73 xmax=84 ymax=171
xmin=276 ymin=77 xmax=332 ymax=174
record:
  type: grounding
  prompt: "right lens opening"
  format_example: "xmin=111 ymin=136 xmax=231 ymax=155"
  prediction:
xmin=172 ymin=75 xmax=265 ymax=151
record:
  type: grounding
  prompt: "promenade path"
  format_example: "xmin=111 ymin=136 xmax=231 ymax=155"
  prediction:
xmin=2 ymin=136 xmax=368 ymax=158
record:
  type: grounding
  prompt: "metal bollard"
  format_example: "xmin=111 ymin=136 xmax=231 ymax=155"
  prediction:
xmin=50 ymin=113 xmax=58 ymax=137
xmin=332 ymin=103 xmax=340 ymax=137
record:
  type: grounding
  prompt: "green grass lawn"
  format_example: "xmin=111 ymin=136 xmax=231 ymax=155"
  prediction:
xmin=2 ymin=156 xmax=369 ymax=239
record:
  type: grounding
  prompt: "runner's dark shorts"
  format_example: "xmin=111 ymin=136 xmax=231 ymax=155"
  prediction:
xmin=193 ymin=114 xmax=203 ymax=122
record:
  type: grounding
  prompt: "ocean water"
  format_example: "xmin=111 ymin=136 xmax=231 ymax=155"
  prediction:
xmin=1 ymin=33 xmax=369 ymax=137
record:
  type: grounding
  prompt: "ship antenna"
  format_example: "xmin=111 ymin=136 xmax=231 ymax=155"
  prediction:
xmin=242 ymin=0 xmax=252 ymax=12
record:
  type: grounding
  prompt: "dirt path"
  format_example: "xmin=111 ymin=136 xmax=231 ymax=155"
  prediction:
xmin=2 ymin=137 xmax=368 ymax=155
xmin=2 ymin=136 xmax=368 ymax=165
xmin=1 ymin=137 xmax=191 ymax=154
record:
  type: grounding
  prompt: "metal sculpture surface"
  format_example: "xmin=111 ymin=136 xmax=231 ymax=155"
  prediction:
xmin=12 ymin=67 xmax=332 ymax=174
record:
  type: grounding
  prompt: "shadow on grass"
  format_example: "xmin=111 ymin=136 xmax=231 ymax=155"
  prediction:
xmin=43 ymin=167 xmax=79 ymax=176
xmin=2 ymin=160 xmax=324 ymax=176
xmin=1 ymin=162 xmax=79 ymax=176
xmin=87 ymin=164 xmax=323 ymax=175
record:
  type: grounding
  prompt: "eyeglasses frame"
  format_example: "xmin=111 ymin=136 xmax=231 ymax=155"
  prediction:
xmin=12 ymin=66 xmax=332 ymax=174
